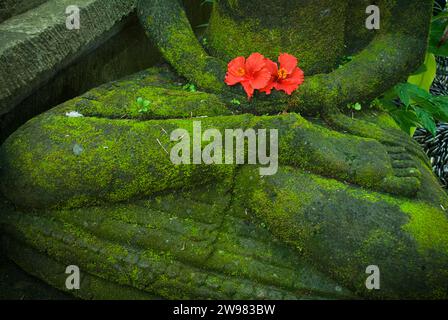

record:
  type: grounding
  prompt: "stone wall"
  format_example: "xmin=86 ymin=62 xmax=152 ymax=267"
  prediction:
xmin=0 ymin=14 xmax=160 ymax=143
xmin=0 ymin=0 xmax=137 ymax=117
xmin=0 ymin=0 xmax=211 ymax=143
xmin=0 ymin=0 xmax=48 ymax=23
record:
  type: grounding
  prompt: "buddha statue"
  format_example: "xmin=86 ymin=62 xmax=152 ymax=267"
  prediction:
xmin=0 ymin=0 xmax=447 ymax=299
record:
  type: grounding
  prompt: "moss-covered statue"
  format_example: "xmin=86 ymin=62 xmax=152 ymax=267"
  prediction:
xmin=0 ymin=0 xmax=447 ymax=299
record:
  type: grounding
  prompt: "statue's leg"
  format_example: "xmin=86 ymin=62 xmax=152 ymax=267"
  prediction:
xmin=1 ymin=110 xmax=421 ymax=210
xmin=323 ymin=111 xmax=428 ymax=162
xmin=235 ymin=166 xmax=448 ymax=299
xmin=0 ymin=66 xmax=445 ymax=299
xmin=54 ymin=66 xmax=233 ymax=120
xmin=254 ymin=114 xmax=422 ymax=197
xmin=0 ymin=65 xmax=422 ymax=209
xmin=0 ymin=66 xmax=238 ymax=209
xmin=0 ymin=181 xmax=352 ymax=299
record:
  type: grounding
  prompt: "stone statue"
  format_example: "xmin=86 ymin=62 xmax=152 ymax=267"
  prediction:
xmin=0 ymin=0 xmax=447 ymax=299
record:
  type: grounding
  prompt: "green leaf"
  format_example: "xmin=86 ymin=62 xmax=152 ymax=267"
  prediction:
xmin=347 ymin=102 xmax=362 ymax=111
xmin=377 ymin=96 xmax=425 ymax=136
xmin=201 ymin=0 xmax=214 ymax=5
xmin=415 ymin=108 xmax=437 ymax=136
xmin=383 ymin=74 xmax=447 ymax=135
xmin=433 ymin=11 xmax=448 ymax=23
xmin=395 ymin=82 xmax=432 ymax=107
xmin=430 ymin=96 xmax=448 ymax=122
xmin=183 ymin=83 xmax=197 ymax=92
xmin=407 ymin=53 xmax=437 ymax=92
xmin=143 ymin=100 xmax=150 ymax=107
xmin=231 ymin=98 xmax=241 ymax=106
xmin=429 ymin=18 xmax=448 ymax=57
xmin=137 ymin=97 xmax=143 ymax=105
xmin=395 ymin=84 xmax=411 ymax=106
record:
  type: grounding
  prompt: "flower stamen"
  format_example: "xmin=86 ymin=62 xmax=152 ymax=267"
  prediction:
xmin=278 ymin=68 xmax=288 ymax=80
xmin=237 ymin=67 xmax=246 ymax=76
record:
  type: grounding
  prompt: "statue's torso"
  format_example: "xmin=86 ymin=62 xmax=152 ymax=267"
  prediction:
xmin=206 ymin=0 xmax=350 ymax=74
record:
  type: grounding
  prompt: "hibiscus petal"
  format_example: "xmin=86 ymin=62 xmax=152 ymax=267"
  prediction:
xmin=275 ymin=82 xmax=299 ymax=95
xmin=259 ymin=59 xmax=278 ymax=94
xmin=264 ymin=58 xmax=278 ymax=75
xmin=227 ymin=56 xmax=246 ymax=76
xmin=225 ymin=73 xmax=244 ymax=86
xmin=245 ymin=53 xmax=266 ymax=74
xmin=241 ymin=81 xmax=255 ymax=99
xmin=278 ymin=53 xmax=298 ymax=74
xmin=251 ymin=68 xmax=272 ymax=90
xmin=279 ymin=68 xmax=305 ymax=89
xmin=259 ymin=82 xmax=276 ymax=95
xmin=288 ymin=67 xmax=305 ymax=85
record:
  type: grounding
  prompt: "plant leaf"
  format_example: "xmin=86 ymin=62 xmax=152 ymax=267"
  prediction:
xmin=415 ymin=107 xmax=437 ymax=136
xmin=407 ymin=53 xmax=437 ymax=92
xmin=429 ymin=18 xmax=448 ymax=57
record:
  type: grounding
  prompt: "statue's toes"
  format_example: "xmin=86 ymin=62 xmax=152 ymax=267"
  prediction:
xmin=376 ymin=147 xmax=422 ymax=197
xmin=380 ymin=176 xmax=421 ymax=198
xmin=381 ymin=129 xmax=429 ymax=163
xmin=388 ymin=147 xmax=422 ymax=179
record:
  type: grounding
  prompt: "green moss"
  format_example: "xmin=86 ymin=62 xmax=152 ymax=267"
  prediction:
xmin=139 ymin=0 xmax=431 ymax=117
xmin=55 ymin=66 xmax=232 ymax=120
xmin=233 ymin=165 xmax=448 ymax=299
xmin=0 ymin=187 xmax=351 ymax=299
xmin=1 ymin=111 xmax=416 ymax=209
xmin=401 ymin=202 xmax=448 ymax=255
xmin=0 ymin=0 xmax=443 ymax=300
xmin=206 ymin=0 xmax=347 ymax=74
xmin=138 ymin=0 xmax=228 ymax=93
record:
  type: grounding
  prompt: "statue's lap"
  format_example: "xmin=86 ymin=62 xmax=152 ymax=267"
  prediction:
xmin=1 ymin=67 xmax=448 ymax=299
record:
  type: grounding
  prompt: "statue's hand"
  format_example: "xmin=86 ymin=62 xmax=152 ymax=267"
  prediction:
xmin=241 ymin=74 xmax=330 ymax=116
xmin=192 ymin=56 xmax=228 ymax=93
xmin=199 ymin=56 xmax=283 ymax=113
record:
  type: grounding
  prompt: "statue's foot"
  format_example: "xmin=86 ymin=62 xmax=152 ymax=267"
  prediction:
xmin=281 ymin=115 xmax=422 ymax=197
xmin=324 ymin=112 xmax=429 ymax=162
xmin=379 ymin=146 xmax=421 ymax=197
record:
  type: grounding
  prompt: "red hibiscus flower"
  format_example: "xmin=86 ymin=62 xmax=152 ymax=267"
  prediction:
xmin=260 ymin=53 xmax=305 ymax=95
xmin=225 ymin=53 xmax=272 ymax=99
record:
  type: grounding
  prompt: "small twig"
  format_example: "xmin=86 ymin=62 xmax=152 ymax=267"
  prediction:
xmin=156 ymin=138 xmax=169 ymax=155
xmin=158 ymin=125 xmax=168 ymax=135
